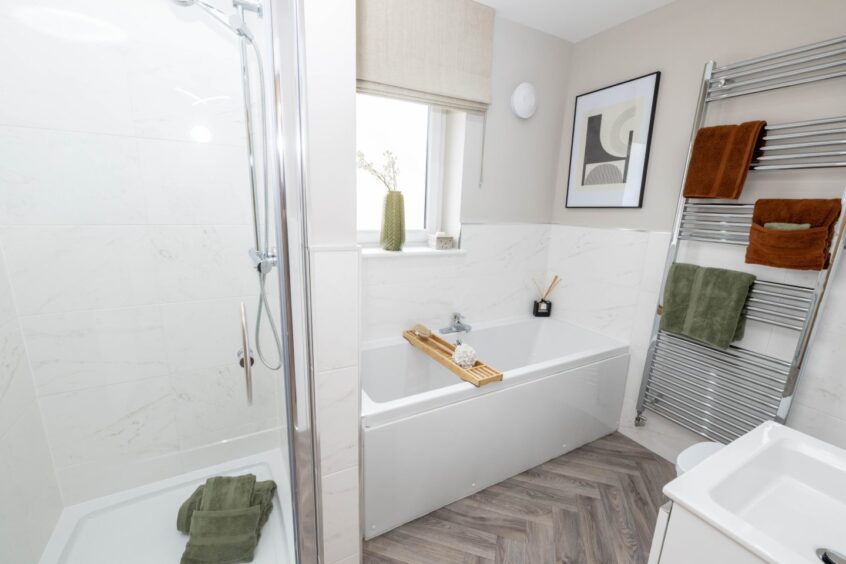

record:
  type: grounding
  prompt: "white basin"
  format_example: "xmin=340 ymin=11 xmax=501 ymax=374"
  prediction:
xmin=664 ymin=422 xmax=846 ymax=564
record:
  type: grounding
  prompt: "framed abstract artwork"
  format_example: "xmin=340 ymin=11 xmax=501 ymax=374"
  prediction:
xmin=565 ymin=72 xmax=660 ymax=208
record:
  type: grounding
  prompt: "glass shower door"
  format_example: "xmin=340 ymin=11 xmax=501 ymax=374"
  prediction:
xmin=0 ymin=0 xmax=315 ymax=562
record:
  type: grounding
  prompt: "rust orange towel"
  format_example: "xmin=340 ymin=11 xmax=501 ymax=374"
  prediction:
xmin=683 ymin=121 xmax=766 ymax=199
xmin=745 ymin=199 xmax=842 ymax=270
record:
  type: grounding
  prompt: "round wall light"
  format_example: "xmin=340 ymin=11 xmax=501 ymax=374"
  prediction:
xmin=511 ymin=82 xmax=537 ymax=119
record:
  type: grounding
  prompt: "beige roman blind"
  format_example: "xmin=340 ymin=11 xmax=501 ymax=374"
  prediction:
xmin=357 ymin=0 xmax=495 ymax=113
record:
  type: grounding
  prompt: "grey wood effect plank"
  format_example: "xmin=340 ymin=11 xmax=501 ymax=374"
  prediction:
xmin=363 ymin=432 xmax=675 ymax=564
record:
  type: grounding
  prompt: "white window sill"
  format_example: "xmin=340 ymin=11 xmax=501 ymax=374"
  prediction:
xmin=360 ymin=246 xmax=466 ymax=259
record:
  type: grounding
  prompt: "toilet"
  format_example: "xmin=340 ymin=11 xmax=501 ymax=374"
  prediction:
xmin=675 ymin=441 xmax=724 ymax=475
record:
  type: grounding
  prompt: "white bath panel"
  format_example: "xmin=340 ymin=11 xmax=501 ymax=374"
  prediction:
xmin=40 ymin=450 xmax=293 ymax=564
xmin=361 ymin=317 xmax=629 ymax=538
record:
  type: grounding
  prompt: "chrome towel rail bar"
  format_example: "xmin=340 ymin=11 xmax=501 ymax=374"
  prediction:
xmin=706 ymin=35 xmax=846 ymax=101
xmin=636 ymin=37 xmax=846 ymax=443
xmin=712 ymin=36 xmax=846 ymax=74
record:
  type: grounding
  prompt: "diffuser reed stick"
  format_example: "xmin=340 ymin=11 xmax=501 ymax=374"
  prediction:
xmin=542 ymin=275 xmax=560 ymax=301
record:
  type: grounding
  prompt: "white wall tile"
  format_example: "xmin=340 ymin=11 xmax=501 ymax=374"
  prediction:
xmin=39 ymin=376 xmax=179 ymax=468
xmin=137 ymin=137 xmax=252 ymax=225
xmin=302 ymin=0 xmax=357 ymax=246
xmin=787 ymin=401 xmax=846 ymax=451
xmin=0 ymin=226 xmax=160 ymax=316
xmin=547 ymin=225 xmax=649 ymax=342
xmin=56 ymin=429 xmax=280 ymax=505
xmin=321 ymin=466 xmax=360 ymax=564
xmin=21 ymin=306 xmax=168 ymax=396
xmin=161 ymin=297 xmax=244 ymax=371
xmin=0 ymin=11 xmax=134 ymax=136
xmin=127 ymin=39 xmax=245 ymax=145
xmin=316 ymin=366 xmax=359 ymax=476
xmin=362 ymin=224 xmax=549 ymax=342
xmin=0 ymin=251 xmax=14 ymax=325
xmin=172 ymin=363 xmax=278 ymax=450
xmin=311 ymin=250 xmax=359 ymax=371
xmin=0 ymin=407 xmax=63 ymax=559
xmin=0 ymin=247 xmax=62 ymax=562
xmin=0 ymin=321 xmax=37 ymax=439
xmin=150 ymin=225 xmax=255 ymax=303
xmin=0 ymin=126 xmax=146 ymax=226
xmin=0 ymin=403 xmax=62 ymax=556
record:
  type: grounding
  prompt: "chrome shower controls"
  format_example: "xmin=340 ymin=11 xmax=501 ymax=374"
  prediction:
xmin=249 ymin=248 xmax=278 ymax=274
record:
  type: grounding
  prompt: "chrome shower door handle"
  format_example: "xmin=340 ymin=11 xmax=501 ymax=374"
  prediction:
xmin=238 ymin=302 xmax=254 ymax=405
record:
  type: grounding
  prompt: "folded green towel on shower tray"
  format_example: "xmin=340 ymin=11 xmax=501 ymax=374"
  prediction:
xmin=178 ymin=479 xmax=276 ymax=535
xmin=177 ymin=474 xmax=277 ymax=564
xmin=660 ymin=263 xmax=756 ymax=349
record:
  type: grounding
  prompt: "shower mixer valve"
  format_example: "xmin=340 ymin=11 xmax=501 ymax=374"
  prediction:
xmin=249 ymin=248 xmax=277 ymax=274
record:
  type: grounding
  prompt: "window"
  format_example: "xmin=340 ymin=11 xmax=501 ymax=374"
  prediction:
xmin=356 ymin=94 xmax=446 ymax=244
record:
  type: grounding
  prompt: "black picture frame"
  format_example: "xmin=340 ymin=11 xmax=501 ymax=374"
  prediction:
xmin=565 ymin=71 xmax=660 ymax=209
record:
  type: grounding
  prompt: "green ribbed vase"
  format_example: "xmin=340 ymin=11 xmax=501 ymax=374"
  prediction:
xmin=380 ymin=191 xmax=405 ymax=251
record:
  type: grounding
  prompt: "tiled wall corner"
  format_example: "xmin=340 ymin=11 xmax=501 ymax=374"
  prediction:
xmin=546 ymin=225 xmax=702 ymax=461
xmin=301 ymin=0 xmax=361 ymax=559
xmin=547 ymin=223 xmax=846 ymax=458
xmin=310 ymin=249 xmax=361 ymax=563
xmin=0 ymin=248 xmax=63 ymax=562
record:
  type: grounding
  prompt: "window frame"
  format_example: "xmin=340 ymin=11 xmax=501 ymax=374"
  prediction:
xmin=357 ymin=105 xmax=447 ymax=246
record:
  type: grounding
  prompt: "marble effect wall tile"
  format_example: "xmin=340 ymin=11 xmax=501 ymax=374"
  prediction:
xmin=547 ymin=225 xmax=650 ymax=342
xmin=138 ymin=137 xmax=252 ymax=226
xmin=316 ymin=366 xmax=358 ymax=476
xmin=0 ymin=126 xmax=146 ymax=226
xmin=0 ymin=226 xmax=160 ymax=316
xmin=172 ymin=364 xmax=279 ymax=450
xmin=0 ymin=408 xmax=63 ymax=562
xmin=21 ymin=306 xmax=168 ymax=396
xmin=321 ymin=466 xmax=360 ymax=564
xmin=0 ymin=251 xmax=63 ymax=562
xmin=0 ymin=320 xmax=37 ymax=438
xmin=39 ymin=376 xmax=179 ymax=468
xmin=362 ymin=224 xmax=549 ymax=342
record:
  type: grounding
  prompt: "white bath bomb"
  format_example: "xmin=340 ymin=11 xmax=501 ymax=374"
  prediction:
xmin=452 ymin=343 xmax=477 ymax=369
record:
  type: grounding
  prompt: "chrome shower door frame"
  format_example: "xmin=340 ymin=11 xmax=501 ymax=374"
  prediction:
xmin=266 ymin=0 xmax=321 ymax=562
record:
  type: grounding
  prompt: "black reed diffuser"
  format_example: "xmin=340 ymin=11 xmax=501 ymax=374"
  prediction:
xmin=533 ymin=275 xmax=559 ymax=318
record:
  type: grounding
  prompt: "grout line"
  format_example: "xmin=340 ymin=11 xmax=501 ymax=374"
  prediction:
xmin=0 ymin=122 xmax=247 ymax=149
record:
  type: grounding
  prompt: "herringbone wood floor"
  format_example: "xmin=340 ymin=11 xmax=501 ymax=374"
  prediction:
xmin=363 ymin=433 xmax=676 ymax=564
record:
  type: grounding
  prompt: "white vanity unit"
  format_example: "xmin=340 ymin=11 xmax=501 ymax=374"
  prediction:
xmin=649 ymin=422 xmax=846 ymax=564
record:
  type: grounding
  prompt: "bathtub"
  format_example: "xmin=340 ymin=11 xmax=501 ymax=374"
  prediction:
xmin=361 ymin=317 xmax=629 ymax=539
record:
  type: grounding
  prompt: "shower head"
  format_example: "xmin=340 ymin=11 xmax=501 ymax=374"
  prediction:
xmin=171 ymin=0 xmax=197 ymax=6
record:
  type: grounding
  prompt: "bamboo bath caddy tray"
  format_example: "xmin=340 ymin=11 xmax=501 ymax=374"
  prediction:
xmin=403 ymin=329 xmax=503 ymax=387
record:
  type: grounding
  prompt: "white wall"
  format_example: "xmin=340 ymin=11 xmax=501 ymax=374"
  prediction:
xmin=547 ymin=0 xmax=846 ymax=459
xmin=301 ymin=0 xmax=361 ymax=562
xmin=461 ymin=17 xmax=572 ymax=224
xmin=0 ymin=0 xmax=285 ymax=506
xmin=0 ymin=248 xmax=63 ymax=563
xmin=552 ymin=0 xmax=846 ymax=231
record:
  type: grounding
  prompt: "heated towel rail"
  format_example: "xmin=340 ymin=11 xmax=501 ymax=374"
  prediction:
xmin=635 ymin=35 xmax=846 ymax=443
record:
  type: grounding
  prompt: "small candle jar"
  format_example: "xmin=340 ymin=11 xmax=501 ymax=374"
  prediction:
xmin=533 ymin=299 xmax=552 ymax=317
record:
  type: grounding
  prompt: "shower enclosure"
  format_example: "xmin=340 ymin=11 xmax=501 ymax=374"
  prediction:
xmin=0 ymin=0 xmax=318 ymax=562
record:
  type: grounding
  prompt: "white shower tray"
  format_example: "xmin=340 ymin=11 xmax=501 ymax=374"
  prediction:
xmin=40 ymin=450 xmax=292 ymax=564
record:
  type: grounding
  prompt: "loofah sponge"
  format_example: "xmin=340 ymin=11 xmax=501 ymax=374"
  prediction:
xmin=452 ymin=343 xmax=477 ymax=369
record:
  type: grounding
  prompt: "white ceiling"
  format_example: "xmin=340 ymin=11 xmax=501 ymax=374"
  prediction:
xmin=475 ymin=0 xmax=677 ymax=43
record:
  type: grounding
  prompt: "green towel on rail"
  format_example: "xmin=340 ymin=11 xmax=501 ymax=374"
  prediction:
xmin=660 ymin=263 xmax=755 ymax=349
xmin=177 ymin=474 xmax=277 ymax=564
